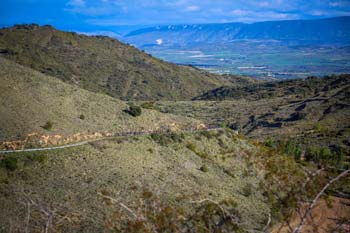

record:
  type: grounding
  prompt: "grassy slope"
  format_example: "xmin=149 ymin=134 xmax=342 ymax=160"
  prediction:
xmin=155 ymin=75 xmax=350 ymax=151
xmin=0 ymin=130 xmax=310 ymax=232
xmin=0 ymin=57 xmax=200 ymax=142
xmin=0 ymin=24 xmax=253 ymax=100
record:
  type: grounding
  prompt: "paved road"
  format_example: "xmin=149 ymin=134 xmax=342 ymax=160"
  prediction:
xmin=0 ymin=127 xmax=222 ymax=154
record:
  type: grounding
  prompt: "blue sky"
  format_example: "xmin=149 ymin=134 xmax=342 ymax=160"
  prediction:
xmin=2 ymin=0 xmax=350 ymax=34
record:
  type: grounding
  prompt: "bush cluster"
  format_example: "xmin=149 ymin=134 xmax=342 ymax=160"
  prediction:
xmin=305 ymin=146 xmax=345 ymax=168
xmin=150 ymin=132 xmax=184 ymax=146
xmin=126 ymin=105 xmax=142 ymax=117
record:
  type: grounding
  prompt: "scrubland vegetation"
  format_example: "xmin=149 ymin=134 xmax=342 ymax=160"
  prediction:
xmin=0 ymin=24 xmax=349 ymax=232
xmin=2 ymin=130 xmax=346 ymax=232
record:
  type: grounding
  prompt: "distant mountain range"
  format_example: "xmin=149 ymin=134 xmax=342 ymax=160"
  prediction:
xmin=124 ymin=16 xmax=350 ymax=47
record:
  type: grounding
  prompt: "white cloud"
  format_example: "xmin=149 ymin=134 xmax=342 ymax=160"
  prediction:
xmin=309 ymin=10 xmax=325 ymax=16
xmin=185 ymin=5 xmax=200 ymax=12
xmin=231 ymin=9 xmax=251 ymax=16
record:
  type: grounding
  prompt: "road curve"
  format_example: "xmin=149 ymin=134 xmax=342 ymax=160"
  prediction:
xmin=0 ymin=127 xmax=222 ymax=154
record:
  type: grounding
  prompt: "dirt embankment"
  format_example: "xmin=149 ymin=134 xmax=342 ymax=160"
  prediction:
xmin=0 ymin=132 xmax=112 ymax=150
xmin=272 ymin=196 xmax=350 ymax=233
xmin=0 ymin=123 xmax=209 ymax=150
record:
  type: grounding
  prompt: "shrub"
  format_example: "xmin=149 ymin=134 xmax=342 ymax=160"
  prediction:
xmin=169 ymin=132 xmax=183 ymax=143
xmin=242 ymin=183 xmax=253 ymax=197
xmin=126 ymin=105 xmax=142 ymax=117
xmin=1 ymin=157 xmax=18 ymax=171
xmin=305 ymin=146 xmax=343 ymax=167
xmin=186 ymin=143 xmax=197 ymax=153
xmin=283 ymin=141 xmax=302 ymax=160
xmin=140 ymin=102 xmax=155 ymax=109
xmin=200 ymin=165 xmax=209 ymax=172
xmin=200 ymin=131 xmax=214 ymax=139
xmin=79 ymin=114 xmax=85 ymax=120
xmin=218 ymin=138 xmax=226 ymax=148
xmin=150 ymin=132 xmax=183 ymax=146
xmin=264 ymin=137 xmax=274 ymax=148
xmin=150 ymin=133 xmax=169 ymax=146
xmin=42 ymin=121 xmax=53 ymax=130
xmin=305 ymin=146 xmax=320 ymax=162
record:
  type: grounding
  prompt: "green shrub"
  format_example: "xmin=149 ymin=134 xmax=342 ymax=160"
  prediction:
xmin=1 ymin=157 xmax=18 ymax=171
xmin=283 ymin=141 xmax=302 ymax=160
xmin=200 ymin=131 xmax=214 ymax=139
xmin=150 ymin=132 xmax=183 ymax=146
xmin=150 ymin=133 xmax=170 ymax=146
xmin=305 ymin=146 xmax=320 ymax=162
xmin=186 ymin=143 xmax=197 ymax=153
xmin=140 ymin=102 xmax=155 ymax=109
xmin=200 ymin=165 xmax=209 ymax=172
xmin=242 ymin=183 xmax=253 ymax=197
xmin=150 ymin=133 xmax=161 ymax=142
xmin=42 ymin=121 xmax=53 ymax=130
xmin=264 ymin=137 xmax=274 ymax=148
xmin=169 ymin=132 xmax=183 ymax=143
xmin=126 ymin=105 xmax=142 ymax=117
xmin=305 ymin=146 xmax=343 ymax=167
xmin=79 ymin=114 xmax=85 ymax=120
xmin=218 ymin=138 xmax=226 ymax=148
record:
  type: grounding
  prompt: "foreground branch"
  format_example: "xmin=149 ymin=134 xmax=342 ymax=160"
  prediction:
xmin=97 ymin=192 xmax=139 ymax=219
xmin=292 ymin=169 xmax=350 ymax=233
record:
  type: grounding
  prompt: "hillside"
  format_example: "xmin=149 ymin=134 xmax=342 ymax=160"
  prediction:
xmin=0 ymin=57 xmax=201 ymax=147
xmin=0 ymin=24 xmax=252 ymax=101
xmin=125 ymin=16 xmax=350 ymax=47
xmin=155 ymin=75 xmax=350 ymax=155
xmin=0 ymin=129 xmax=326 ymax=232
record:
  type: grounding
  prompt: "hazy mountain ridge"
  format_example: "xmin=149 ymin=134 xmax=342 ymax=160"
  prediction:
xmin=125 ymin=17 xmax=350 ymax=46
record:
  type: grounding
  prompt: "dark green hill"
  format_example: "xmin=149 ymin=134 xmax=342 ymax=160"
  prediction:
xmin=0 ymin=24 xmax=251 ymax=100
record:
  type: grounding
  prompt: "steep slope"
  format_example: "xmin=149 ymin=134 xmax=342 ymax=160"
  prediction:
xmin=0 ymin=24 xmax=250 ymax=100
xmin=0 ymin=57 xmax=201 ymax=146
xmin=125 ymin=17 xmax=350 ymax=47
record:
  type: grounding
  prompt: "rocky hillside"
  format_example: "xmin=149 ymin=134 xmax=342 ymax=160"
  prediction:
xmin=194 ymin=74 xmax=350 ymax=101
xmin=156 ymin=75 xmax=350 ymax=155
xmin=0 ymin=24 xmax=251 ymax=100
